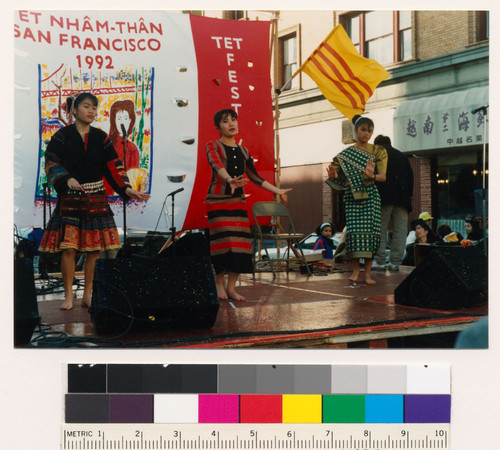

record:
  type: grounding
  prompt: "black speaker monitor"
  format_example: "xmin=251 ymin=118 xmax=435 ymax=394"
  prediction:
xmin=14 ymin=258 xmax=40 ymax=346
xmin=395 ymin=246 xmax=487 ymax=309
xmin=90 ymin=256 xmax=219 ymax=334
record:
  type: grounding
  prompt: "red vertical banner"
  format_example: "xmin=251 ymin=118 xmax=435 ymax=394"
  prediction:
xmin=185 ymin=14 xmax=274 ymax=230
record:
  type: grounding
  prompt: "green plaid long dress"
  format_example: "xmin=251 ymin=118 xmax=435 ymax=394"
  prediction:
xmin=330 ymin=144 xmax=388 ymax=259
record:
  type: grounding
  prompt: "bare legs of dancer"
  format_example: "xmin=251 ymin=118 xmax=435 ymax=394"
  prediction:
xmin=215 ymin=271 xmax=246 ymax=301
xmin=215 ymin=272 xmax=228 ymax=300
xmin=348 ymin=258 xmax=376 ymax=285
xmin=60 ymin=249 xmax=100 ymax=309
xmin=60 ymin=248 xmax=76 ymax=310
xmin=363 ymin=259 xmax=376 ymax=285
xmin=227 ymin=272 xmax=246 ymax=301
xmin=82 ymin=251 xmax=100 ymax=307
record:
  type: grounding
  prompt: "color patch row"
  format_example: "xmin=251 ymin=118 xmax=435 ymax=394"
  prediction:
xmin=67 ymin=364 xmax=450 ymax=395
xmin=66 ymin=394 xmax=451 ymax=424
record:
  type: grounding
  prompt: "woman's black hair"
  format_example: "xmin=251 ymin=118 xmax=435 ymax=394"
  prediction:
xmin=213 ymin=109 xmax=238 ymax=129
xmin=412 ymin=218 xmax=436 ymax=242
xmin=465 ymin=218 xmax=481 ymax=228
xmin=374 ymin=134 xmax=391 ymax=147
xmin=66 ymin=92 xmax=98 ymax=114
xmin=412 ymin=218 xmax=429 ymax=232
xmin=465 ymin=218 xmax=484 ymax=240
xmin=352 ymin=114 xmax=374 ymax=129
xmin=436 ymin=223 xmax=452 ymax=239
xmin=410 ymin=218 xmax=424 ymax=230
xmin=316 ymin=222 xmax=333 ymax=236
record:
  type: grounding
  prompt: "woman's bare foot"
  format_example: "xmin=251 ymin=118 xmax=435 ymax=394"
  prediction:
xmin=364 ymin=275 xmax=376 ymax=285
xmin=60 ymin=298 xmax=74 ymax=310
xmin=81 ymin=298 xmax=92 ymax=308
xmin=227 ymin=289 xmax=246 ymax=301
xmin=348 ymin=269 xmax=360 ymax=282
xmin=216 ymin=283 xmax=228 ymax=300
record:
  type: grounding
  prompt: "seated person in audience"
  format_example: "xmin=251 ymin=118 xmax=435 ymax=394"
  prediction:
xmin=402 ymin=219 xmax=436 ymax=266
xmin=406 ymin=211 xmax=434 ymax=245
xmin=465 ymin=218 xmax=484 ymax=242
xmin=313 ymin=222 xmax=335 ymax=259
xmin=436 ymin=223 xmax=464 ymax=244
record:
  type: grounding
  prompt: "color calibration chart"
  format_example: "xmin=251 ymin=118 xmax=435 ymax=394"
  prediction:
xmin=62 ymin=364 xmax=451 ymax=449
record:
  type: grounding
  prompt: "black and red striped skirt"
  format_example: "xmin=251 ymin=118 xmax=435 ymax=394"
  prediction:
xmin=206 ymin=195 xmax=253 ymax=274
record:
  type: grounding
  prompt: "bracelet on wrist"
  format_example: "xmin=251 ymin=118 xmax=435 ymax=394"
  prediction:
xmin=225 ymin=176 xmax=232 ymax=183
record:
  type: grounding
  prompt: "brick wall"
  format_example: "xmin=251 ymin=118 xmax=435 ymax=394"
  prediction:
xmin=408 ymin=156 xmax=433 ymax=223
xmin=415 ymin=11 xmax=472 ymax=60
xmin=280 ymin=163 xmax=324 ymax=234
xmin=419 ymin=158 xmax=433 ymax=213
xmin=321 ymin=162 xmax=332 ymax=223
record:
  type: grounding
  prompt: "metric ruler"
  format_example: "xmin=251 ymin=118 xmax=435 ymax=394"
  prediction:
xmin=61 ymin=423 xmax=450 ymax=449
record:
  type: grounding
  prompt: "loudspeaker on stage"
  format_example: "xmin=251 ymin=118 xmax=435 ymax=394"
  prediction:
xmin=90 ymin=255 xmax=219 ymax=334
xmin=395 ymin=246 xmax=487 ymax=309
xmin=158 ymin=231 xmax=210 ymax=257
xmin=14 ymin=258 xmax=40 ymax=346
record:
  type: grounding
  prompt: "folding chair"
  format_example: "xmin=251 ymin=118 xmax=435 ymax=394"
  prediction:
xmin=252 ymin=201 xmax=312 ymax=278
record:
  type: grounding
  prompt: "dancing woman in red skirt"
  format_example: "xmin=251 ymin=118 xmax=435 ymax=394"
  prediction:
xmin=39 ymin=92 xmax=150 ymax=310
xmin=206 ymin=109 xmax=292 ymax=301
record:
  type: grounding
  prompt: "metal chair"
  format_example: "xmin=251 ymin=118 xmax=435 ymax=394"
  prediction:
xmin=252 ymin=201 xmax=312 ymax=278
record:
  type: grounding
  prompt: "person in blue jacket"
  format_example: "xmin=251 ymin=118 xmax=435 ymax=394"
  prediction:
xmin=313 ymin=222 xmax=335 ymax=259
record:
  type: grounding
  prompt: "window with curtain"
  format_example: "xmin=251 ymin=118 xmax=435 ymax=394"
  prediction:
xmin=222 ymin=11 xmax=245 ymax=20
xmin=344 ymin=11 xmax=413 ymax=65
xmin=280 ymin=33 xmax=298 ymax=91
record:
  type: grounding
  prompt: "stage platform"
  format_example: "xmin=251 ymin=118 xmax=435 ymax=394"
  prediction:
xmin=27 ymin=262 xmax=487 ymax=349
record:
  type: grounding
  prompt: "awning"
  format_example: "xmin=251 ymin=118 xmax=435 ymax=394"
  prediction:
xmin=394 ymin=86 xmax=488 ymax=152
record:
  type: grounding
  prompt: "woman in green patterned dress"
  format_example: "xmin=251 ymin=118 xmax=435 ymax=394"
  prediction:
xmin=327 ymin=115 xmax=387 ymax=284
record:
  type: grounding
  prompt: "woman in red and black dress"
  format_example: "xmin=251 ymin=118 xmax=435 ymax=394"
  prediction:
xmin=206 ymin=109 xmax=292 ymax=301
xmin=39 ymin=92 xmax=149 ymax=310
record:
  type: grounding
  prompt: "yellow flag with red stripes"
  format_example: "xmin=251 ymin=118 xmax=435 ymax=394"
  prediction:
xmin=296 ymin=24 xmax=390 ymax=120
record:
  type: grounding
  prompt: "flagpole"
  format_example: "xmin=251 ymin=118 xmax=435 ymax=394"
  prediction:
xmin=275 ymin=63 xmax=303 ymax=95
xmin=271 ymin=11 xmax=284 ymax=258
xmin=275 ymin=24 xmax=340 ymax=95
xmin=275 ymin=75 xmax=295 ymax=95
xmin=272 ymin=11 xmax=281 ymax=196
xmin=269 ymin=12 xmax=276 ymax=61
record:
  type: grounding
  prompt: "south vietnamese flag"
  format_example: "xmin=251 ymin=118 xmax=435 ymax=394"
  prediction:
xmin=297 ymin=24 xmax=390 ymax=120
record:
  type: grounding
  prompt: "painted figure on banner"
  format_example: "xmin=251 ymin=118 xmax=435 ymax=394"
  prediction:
xmin=38 ymin=92 xmax=150 ymax=310
xmin=106 ymin=99 xmax=149 ymax=195
xmin=36 ymin=64 xmax=154 ymax=210
xmin=327 ymin=115 xmax=387 ymax=285
xmin=205 ymin=108 xmax=292 ymax=301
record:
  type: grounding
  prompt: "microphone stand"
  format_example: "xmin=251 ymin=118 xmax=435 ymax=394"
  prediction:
xmin=168 ymin=188 xmax=184 ymax=257
xmin=40 ymin=183 xmax=53 ymax=281
xmin=42 ymin=183 xmax=48 ymax=229
xmin=480 ymin=106 xmax=488 ymax=258
xmin=120 ymin=127 xmax=128 ymax=256
xmin=153 ymin=195 xmax=169 ymax=236
xmin=152 ymin=188 xmax=184 ymax=257
xmin=472 ymin=105 xmax=488 ymax=257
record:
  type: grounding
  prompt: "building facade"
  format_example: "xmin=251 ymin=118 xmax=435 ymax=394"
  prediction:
xmin=200 ymin=10 xmax=489 ymax=235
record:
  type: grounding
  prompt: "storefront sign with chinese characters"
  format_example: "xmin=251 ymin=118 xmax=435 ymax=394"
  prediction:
xmin=393 ymin=86 xmax=488 ymax=152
